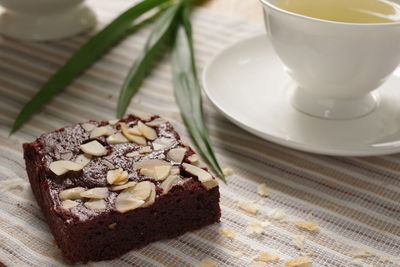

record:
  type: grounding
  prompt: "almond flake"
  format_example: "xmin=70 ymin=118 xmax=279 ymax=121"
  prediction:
xmin=80 ymin=187 xmax=108 ymax=199
xmin=222 ymin=167 xmax=234 ymax=176
xmin=138 ymin=121 xmax=157 ymax=140
xmin=142 ymin=182 xmax=156 ymax=208
xmin=152 ymin=137 xmax=175 ymax=150
xmin=294 ymin=235 xmax=306 ymax=250
xmin=140 ymin=168 xmax=155 ymax=177
xmin=82 ymin=123 xmax=96 ymax=132
xmin=351 ymin=247 xmax=377 ymax=258
xmin=107 ymin=168 xmax=128 ymax=185
xmin=305 ymin=252 xmax=318 ymax=257
xmin=154 ymin=165 xmax=171 ymax=181
xmin=285 ymin=257 xmax=312 ymax=267
xmin=257 ymin=183 xmax=269 ymax=197
xmin=254 ymin=252 xmax=280 ymax=263
xmin=182 ymin=163 xmax=211 ymax=182
xmin=120 ymin=123 xmax=147 ymax=145
xmin=80 ymin=141 xmax=107 ymax=156
xmin=268 ymin=208 xmax=286 ymax=221
xmin=128 ymin=181 xmax=152 ymax=200
xmin=84 ymin=199 xmax=106 ymax=210
xmin=110 ymin=181 xmax=137 ymax=191
xmin=75 ymin=154 xmax=92 ymax=167
xmin=60 ymin=151 xmax=73 ymax=160
xmin=126 ymin=151 xmax=140 ymax=157
xmin=135 ymin=111 xmax=153 ymax=121
xmin=170 ymin=166 xmax=180 ymax=175
xmin=238 ymin=201 xmax=259 ymax=214
xmin=293 ymin=220 xmax=319 ymax=232
xmin=128 ymin=125 xmax=142 ymax=136
xmin=219 ymin=228 xmax=235 ymax=240
xmin=188 ymin=154 xmax=199 ymax=163
xmin=139 ymin=146 xmax=152 ymax=154
xmin=167 ymin=147 xmax=186 ymax=163
xmin=134 ymin=159 xmax=170 ymax=170
xmin=49 ymin=160 xmax=83 ymax=176
xmin=161 ymin=175 xmax=179 ymax=194
xmin=146 ymin=118 xmax=166 ymax=127
xmin=62 ymin=200 xmax=79 ymax=209
xmin=101 ymin=159 xmax=115 ymax=169
xmin=115 ymin=192 xmax=145 ymax=213
xmin=107 ymin=133 xmax=129 ymax=144
xmin=108 ymin=119 xmax=119 ymax=125
xmin=199 ymin=258 xmax=217 ymax=267
xmin=59 ymin=187 xmax=85 ymax=200
xmin=245 ymin=221 xmax=269 ymax=237
xmin=90 ymin=126 xmax=115 ymax=138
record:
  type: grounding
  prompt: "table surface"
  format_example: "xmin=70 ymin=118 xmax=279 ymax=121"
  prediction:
xmin=201 ymin=0 xmax=263 ymax=21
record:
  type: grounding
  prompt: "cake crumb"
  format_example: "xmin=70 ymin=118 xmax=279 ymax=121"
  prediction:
xmin=256 ymin=183 xmax=269 ymax=197
xmin=254 ymin=251 xmax=280 ymax=262
xmin=223 ymin=167 xmax=234 ymax=176
xmin=199 ymin=258 xmax=218 ymax=267
xmin=268 ymin=208 xmax=286 ymax=221
xmin=219 ymin=228 xmax=236 ymax=240
xmin=0 ymin=178 xmax=25 ymax=193
xmin=293 ymin=220 xmax=319 ymax=232
xmin=351 ymin=247 xmax=376 ymax=258
xmin=238 ymin=201 xmax=259 ymax=214
xmin=293 ymin=235 xmax=306 ymax=250
xmin=285 ymin=256 xmax=312 ymax=267
xmin=305 ymin=252 xmax=318 ymax=257
xmin=108 ymin=223 xmax=117 ymax=230
xmin=245 ymin=221 xmax=269 ymax=237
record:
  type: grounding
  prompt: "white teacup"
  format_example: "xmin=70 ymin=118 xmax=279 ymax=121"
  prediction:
xmin=0 ymin=0 xmax=96 ymax=41
xmin=260 ymin=0 xmax=400 ymax=119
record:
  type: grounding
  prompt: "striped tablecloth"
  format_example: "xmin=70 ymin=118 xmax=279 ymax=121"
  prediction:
xmin=0 ymin=1 xmax=399 ymax=266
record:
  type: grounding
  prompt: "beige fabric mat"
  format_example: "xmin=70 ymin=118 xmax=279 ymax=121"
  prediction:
xmin=0 ymin=1 xmax=399 ymax=266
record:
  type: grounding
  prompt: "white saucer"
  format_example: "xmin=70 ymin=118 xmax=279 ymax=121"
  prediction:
xmin=202 ymin=35 xmax=400 ymax=156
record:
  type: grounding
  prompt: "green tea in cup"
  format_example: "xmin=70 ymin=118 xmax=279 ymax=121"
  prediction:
xmin=274 ymin=0 xmax=400 ymax=23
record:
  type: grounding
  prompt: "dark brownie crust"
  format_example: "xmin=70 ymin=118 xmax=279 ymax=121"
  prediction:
xmin=23 ymin=114 xmax=221 ymax=263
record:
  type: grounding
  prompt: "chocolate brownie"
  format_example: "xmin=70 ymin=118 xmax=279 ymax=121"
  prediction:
xmin=23 ymin=114 xmax=221 ymax=263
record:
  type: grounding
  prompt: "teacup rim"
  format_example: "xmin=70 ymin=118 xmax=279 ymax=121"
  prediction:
xmin=259 ymin=0 xmax=400 ymax=27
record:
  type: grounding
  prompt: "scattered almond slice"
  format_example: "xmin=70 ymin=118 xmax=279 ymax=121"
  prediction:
xmin=170 ymin=166 xmax=180 ymax=175
xmin=128 ymin=125 xmax=142 ymax=136
xmin=219 ymin=228 xmax=236 ymax=240
xmin=187 ymin=154 xmax=199 ymax=163
xmin=140 ymin=168 xmax=155 ymax=177
xmin=134 ymin=159 xmax=170 ymax=172
xmin=107 ymin=133 xmax=129 ymax=144
xmin=49 ymin=160 xmax=83 ymax=176
xmin=75 ymin=154 xmax=92 ymax=167
xmin=351 ymin=247 xmax=377 ymax=258
xmin=84 ymin=199 xmax=106 ymax=210
xmin=138 ymin=121 xmax=157 ymax=140
xmin=110 ymin=181 xmax=137 ymax=191
xmin=135 ymin=111 xmax=153 ymax=121
xmin=305 ymin=252 xmax=318 ymax=257
xmin=126 ymin=151 xmax=140 ymax=157
xmin=238 ymin=201 xmax=259 ymax=214
xmin=115 ymin=192 xmax=145 ymax=213
xmin=62 ymin=200 xmax=79 ymax=209
xmin=268 ymin=208 xmax=286 ymax=221
xmin=152 ymin=137 xmax=175 ymax=150
xmin=222 ymin=167 xmax=234 ymax=176
xmin=80 ymin=141 xmax=107 ymax=156
xmin=161 ymin=175 xmax=179 ymax=194
xmin=167 ymin=147 xmax=186 ymax=163
xmin=101 ymin=159 xmax=115 ymax=169
xmin=128 ymin=181 xmax=153 ymax=200
xmin=182 ymin=163 xmax=218 ymax=189
xmin=146 ymin=118 xmax=166 ymax=127
xmin=285 ymin=257 xmax=312 ymax=267
xmin=108 ymin=119 xmax=119 ymax=125
xmin=293 ymin=220 xmax=319 ymax=232
xmin=60 ymin=151 xmax=73 ymax=160
xmin=257 ymin=183 xmax=269 ymax=197
xmin=154 ymin=165 xmax=171 ymax=181
xmin=245 ymin=221 xmax=269 ymax=237
xmin=199 ymin=258 xmax=218 ymax=267
xmin=254 ymin=252 xmax=280 ymax=263
xmin=141 ymin=182 xmax=156 ymax=208
xmin=139 ymin=146 xmax=153 ymax=154
xmin=120 ymin=123 xmax=147 ymax=145
xmin=80 ymin=187 xmax=108 ymax=199
xmin=90 ymin=125 xmax=115 ymax=138
xmin=82 ymin=123 xmax=96 ymax=132
xmin=107 ymin=168 xmax=128 ymax=185
xmin=59 ymin=187 xmax=85 ymax=201
xmin=293 ymin=235 xmax=306 ymax=250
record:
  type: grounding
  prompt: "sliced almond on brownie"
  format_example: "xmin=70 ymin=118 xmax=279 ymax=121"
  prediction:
xmin=80 ymin=141 xmax=107 ymax=156
xmin=90 ymin=125 xmax=115 ymax=138
xmin=167 ymin=147 xmax=186 ymax=163
xmin=49 ymin=160 xmax=84 ymax=176
xmin=107 ymin=168 xmax=129 ymax=185
xmin=80 ymin=187 xmax=108 ymax=199
xmin=161 ymin=175 xmax=179 ymax=194
xmin=120 ymin=123 xmax=147 ymax=145
xmin=62 ymin=200 xmax=80 ymax=210
xmin=59 ymin=187 xmax=85 ymax=200
xmin=182 ymin=163 xmax=218 ymax=189
xmin=137 ymin=121 xmax=157 ymax=140
xmin=84 ymin=199 xmax=107 ymax=210
xmin=154 ymin=165 xmax=171 ymax=181
xmin=115 ymin=192 xmax=145 ymax=213
xmin=107 ymin=132 xmax=129 ymax=144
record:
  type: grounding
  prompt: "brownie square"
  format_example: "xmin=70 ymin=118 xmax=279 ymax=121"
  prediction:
xmin=23 ymin=114 xmax=221 ymax=263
